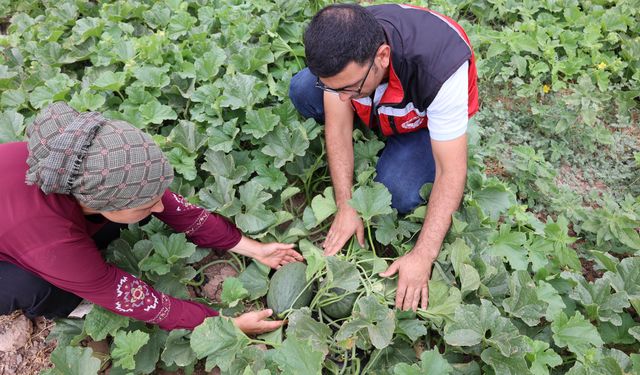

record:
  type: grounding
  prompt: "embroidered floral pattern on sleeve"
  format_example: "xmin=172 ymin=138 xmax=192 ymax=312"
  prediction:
xmin=115 ymin=275 xmax=160 ymax=313
xmin=170 ymin=192 xmax=196 ymax=212
xmin=148 ymin=294 xmax=171 ymax=324
xmin=184 ymin=210 xmax=210 ymax=236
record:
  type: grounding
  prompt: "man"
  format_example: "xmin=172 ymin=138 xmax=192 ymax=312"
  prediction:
xmin=289 ymin=4 xmax=478 ymax=311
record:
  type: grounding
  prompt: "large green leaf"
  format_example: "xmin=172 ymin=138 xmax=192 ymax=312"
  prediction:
xmin=336 ymin=296 xmax=395 ymax=350
xmin=551 ymin=311 xmax=604 ymax=358
xmin=191 ymin=317 xmax=250 ymax=372
xmin=261 ymin=126 xmax=309 ymax=168
xmin=502 ymin=271 xmax=547 ymax=326
xmin=286 ymin=309 xmax=332 ymax=355
xmin=162 ymin=329 xmax=197 ymax=368
xmin=272 ymin=336 xmax=324 ymax=375
xmin=43 ymin=346 xmax=101 ymax=375
xmin=150 ymin=233 xmax=196 ymax=264
xmin=221 ymin=277 xmax=250 ymax=307
xmin=238 ymin=261 xmax=270 ymax=300
xmin=349 ymin=183 xmax=393 ymax=222
xmin=111 ymin=330 xmax=150 ymax=370
xmin=84 ymin=306 xmax=130 ymax=341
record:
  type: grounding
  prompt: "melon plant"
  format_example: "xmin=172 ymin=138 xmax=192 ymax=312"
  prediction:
xmin=320 ymin=287 xmax=358 ymax=319
xmin=266 ymin=262 xmax=314 ymax=317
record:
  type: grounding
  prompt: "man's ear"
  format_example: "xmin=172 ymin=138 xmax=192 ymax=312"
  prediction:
xmin=378 ymin=44 xmax=391 ymax=69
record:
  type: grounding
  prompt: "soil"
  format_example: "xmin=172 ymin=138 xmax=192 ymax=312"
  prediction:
xmin=0 ymin=312 xmax=55 ymax=375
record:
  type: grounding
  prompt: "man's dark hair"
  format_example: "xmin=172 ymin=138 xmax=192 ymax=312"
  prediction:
xmin=304 ymin=4 xmax=385 ymax=78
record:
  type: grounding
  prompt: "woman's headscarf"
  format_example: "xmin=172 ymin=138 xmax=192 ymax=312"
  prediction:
xmin=25 ymin=102 xmax=174 ymax=211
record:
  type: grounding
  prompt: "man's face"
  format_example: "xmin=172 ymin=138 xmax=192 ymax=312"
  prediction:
xmin=317 ymin=44 xmax=390 ymax=102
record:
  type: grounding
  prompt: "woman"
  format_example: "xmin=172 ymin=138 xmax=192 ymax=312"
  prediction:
xmin=0 ymin=102 xmax=302 ymax=334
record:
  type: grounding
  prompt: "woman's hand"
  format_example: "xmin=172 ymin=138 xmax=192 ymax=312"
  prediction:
xmin=254 ymin=242 xmax=304 ymax=269
xmin=230 ymin=236 xmax=303 ymax=269
xmin=232 ymin=309 xmax=284 ymax=335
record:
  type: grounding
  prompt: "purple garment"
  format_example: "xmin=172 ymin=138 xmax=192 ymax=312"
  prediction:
xmin=0 ymin=142 xmax=242 ymax=330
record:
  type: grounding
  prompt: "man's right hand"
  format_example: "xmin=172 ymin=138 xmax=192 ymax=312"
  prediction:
xmin=322 ymin=204 xmax=365 ymax=255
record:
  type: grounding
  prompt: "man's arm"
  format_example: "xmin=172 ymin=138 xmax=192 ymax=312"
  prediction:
xmin=380 ymin=135 xmax=467 ymax=309
xmin=380 ymin=61 xmax=471 ymax=310
xmin=322 ymin=92 xmax=366 ymax=255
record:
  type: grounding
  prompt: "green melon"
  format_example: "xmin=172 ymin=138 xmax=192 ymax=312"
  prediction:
xmin=266 ymin=262 xmax=313 ymax=316
xmin=321 ymin=288 xmax=358 ymax=319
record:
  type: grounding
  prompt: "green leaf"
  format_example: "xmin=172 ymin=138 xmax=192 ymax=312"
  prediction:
xmin=71 ymin=17 xmax=103 ymax=44
xmin=606 ymin=257 xmax=640 ymax=312
xmin=298 ymin=239 xmax=326 ymax=281
xmin=311 ymin=187 xmax=337 ymax=224
xmin=69 ymin=88 xmax=105 ymax=112
xmin=201 ymin=149 xmax=247 ymax=183
xmin=349 ymin=183 xmax=393 ymax=222
xmin=162 ymin=329 xmax=197 ymax=367
xmin=336 ymin=296 xmax=395 ymax=349
xmin=420 ymin=349 xmax=454 ymax=374
xmin=221 ymin=277 xmax=250 ymax=307
xmin=551 ymin=311 xmax=604 ymax=358
xmin=272 ymin=336 xmax=324 ymax=375
xmin=444 ymin=300 xmax=529 ymax=357
xmin=397 ymin=319 xmax=427 ymax=342
xmin=525 ymin=339 xmax=563 ymax=375
xmin=238 ymin=261 xmax=270 ymax=300
xmin=0 ymin=110 xmax=25 ymax=143
xmin=150 ymin=233 xmax=196 ymax=264
xmin=480 ymin=347 xmax=530 ymax=375
xmin=84 ymin=306 xmax=130 ymax=341
xmin=134 ymin=329 xmax=167 ymax=374
xmin=261 ymin=126 xmax=309 ymax=168
xmin=43 ymin=346 xmax=101 ymax=375
xmin=140 ymin=100 xmax=178 ymax=125
xmin=236 ymin=207 xmax=277 ymax=234
xmin=326 ymin=256 xmax=360 ymax=293
xmin=1 ymin=88 xmax=26 ymax=108
xmin=472 ymin=182 xmax=515 ymax=221
xmin=286 ymin=309 xmax=332 ymax=355
xmin=168 ymin=120 xmax=208 ymax=154
xmin=485 ymin=224 xmax=528 ymax=270
xmin=111 ymin=330 xmax=150 ymax=370
xmin=244 ymin=107 xmax=279 ymax=139
xmin=195 ymin=48 xmax=226 ymax=82
xmin=502 ymin=271 xmax=547 ymax=326
xmin=219 ymin=73 xmax=268 ymax=109
xmin=91 ymin=71 xmax=127 ymax=92
xmin=132 ymin=65 xmax=170 ymax=88
xmin=191 ymin=317 xmax=250 ymax=372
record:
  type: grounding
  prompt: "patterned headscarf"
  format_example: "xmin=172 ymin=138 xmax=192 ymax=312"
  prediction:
xmin=25 ymin=102 xmax=174 ymax=211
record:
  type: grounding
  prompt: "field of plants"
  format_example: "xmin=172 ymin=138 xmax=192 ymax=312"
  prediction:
xmin=0 ymin=0 xmax=639 ymax=374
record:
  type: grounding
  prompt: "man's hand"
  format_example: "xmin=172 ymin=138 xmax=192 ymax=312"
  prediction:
xmin=379 ymin=251 xmax=434 ymax=311
xmin=254 ymin=242 xmax=304 ymax=269
xmin=232 ymin=309 xmax=284 ymax=335
xmin=322 ymin=204 xmax=365 ymax=255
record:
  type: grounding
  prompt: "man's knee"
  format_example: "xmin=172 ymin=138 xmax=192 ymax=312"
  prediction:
xmin=288 ymin=69 xmax=324 ymax=122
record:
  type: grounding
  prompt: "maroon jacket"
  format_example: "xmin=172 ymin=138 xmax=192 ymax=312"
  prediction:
xmin=0 ymin=142 xmax=242 ymax=330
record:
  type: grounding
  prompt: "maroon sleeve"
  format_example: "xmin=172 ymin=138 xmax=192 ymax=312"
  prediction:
xmin=154 ymin=190 xmax=242 ymax=251
xmin=18 ymin=236 xmax=217 ymax=330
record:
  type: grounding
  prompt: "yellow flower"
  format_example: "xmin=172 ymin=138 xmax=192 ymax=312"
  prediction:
xmin=542 ymin=84 xmax=551 ymax=94
xmin=597 ymin=62 xmax=607 ymax=70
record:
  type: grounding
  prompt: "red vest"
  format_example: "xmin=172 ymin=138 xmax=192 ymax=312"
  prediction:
xmin=352 ymin=5 xmax=479 ymax=136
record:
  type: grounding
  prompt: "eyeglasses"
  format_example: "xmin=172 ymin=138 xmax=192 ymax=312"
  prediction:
xmin=315 ymin=55 xmax=376 ymax=96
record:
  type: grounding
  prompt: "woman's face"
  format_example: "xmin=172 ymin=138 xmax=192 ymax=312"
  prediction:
xmin=99 ymin=196 xmax=165 ymax=224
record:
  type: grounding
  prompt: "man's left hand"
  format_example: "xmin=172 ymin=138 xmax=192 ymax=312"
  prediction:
xmin=379 ymin=251 xmax=433 ymax=311
xmin=254 ymin=242 xmax=304 ymax=269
